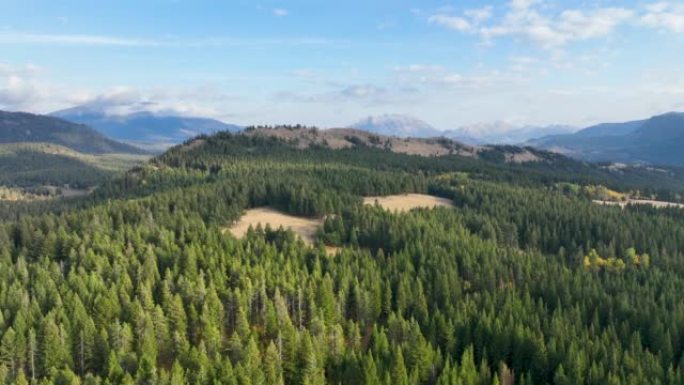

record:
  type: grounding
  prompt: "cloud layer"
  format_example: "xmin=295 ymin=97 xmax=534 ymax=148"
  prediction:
xmin=429 ymin=1 xmax=684 ymax=48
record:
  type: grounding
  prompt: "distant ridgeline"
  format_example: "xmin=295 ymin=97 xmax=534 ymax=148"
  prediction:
xmin=0 ymin=110 xmax=149 ymax=193
xmin=2 ymin=126 xmax=684 ymax=384
xmin=0 ymin=110 xmax=146 ymax=154
xmin=528 ymin=111 xmax=684 ymax=167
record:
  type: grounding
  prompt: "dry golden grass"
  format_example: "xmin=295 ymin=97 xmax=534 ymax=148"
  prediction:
xmin=363 ymin=193 xmax=453 ymax=212
xmin=244 ymin=127 xmax=479 ymax=157
xmin=594 ymin=199 xmax=684 ymax=209
xmin=226 ymin=207 xmax=324 ymax=244
xmin=227 ymin=196 xmax=453 ymax=251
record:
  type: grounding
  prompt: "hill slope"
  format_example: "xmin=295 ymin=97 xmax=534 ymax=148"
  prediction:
xmin=0 ymin=110 xmax=146 ymax=154
xmin=528 ymin=112 xmax=684 ymax=166
xmin=52 ymin=106 xmax=242 ymax=150
xmin=0 ymin=142 xmax=148 ymax=191
xmin=243 ymin=126 xmax=478 ymax=157
xmin=4 ymin=126 xmax=684 ymax=384
xmin=164 ymin=126 xmax=684 ymax=199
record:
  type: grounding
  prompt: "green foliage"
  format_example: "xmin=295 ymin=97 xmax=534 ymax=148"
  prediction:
xmin=0 ymin=143 xmax=148 ymax=190
xmin=0 ymin=110 xmax=145 ymax=154
xmin=1 ymin=131 xmax=684 ymax=384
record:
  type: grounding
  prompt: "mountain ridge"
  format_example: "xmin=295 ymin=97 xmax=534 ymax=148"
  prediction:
xmin=348 ymin=114 xmax=443 ymax=138
xmin=0 ymin=110 xmax=146 ymax=154
xmin=52 ymin=105 xmax=242 ymax=151
xmin=527 ymin=111 xmax=684 ymax=166
xmin=348 ymin=114 xmax=576 ymax=144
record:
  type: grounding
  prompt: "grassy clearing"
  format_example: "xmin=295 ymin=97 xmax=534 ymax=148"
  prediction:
xmin=363 ymin=193 xmax=453 ymax=212
xmin=226 ymin=207 xmax=324 ymax=244
xmin=594 ymin=199 xmax=684 ymax=209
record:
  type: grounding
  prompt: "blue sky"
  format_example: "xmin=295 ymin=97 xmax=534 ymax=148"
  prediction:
xmin=1 ymin=0 xmax=683 ymax=129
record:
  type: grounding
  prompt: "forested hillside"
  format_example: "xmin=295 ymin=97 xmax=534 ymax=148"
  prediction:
xmin=2 ymin=129 xmax=684 ymax=384
xmin=0 ymin=143 xmax=148 ymax=190
xmin=0 ymin=111 xmax=149 ymax=197
xmin=0 ymin=111 xmax=145 ymax=155
xmin=528 ymin=112 xmax=684 ymax=166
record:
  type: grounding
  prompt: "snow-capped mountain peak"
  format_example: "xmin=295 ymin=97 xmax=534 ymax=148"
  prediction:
xmin=349 ymin=114 xmax=443 ymax=138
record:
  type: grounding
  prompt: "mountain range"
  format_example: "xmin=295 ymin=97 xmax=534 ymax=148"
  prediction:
xmin=527 ymin=112 xmax=684 ymax=166
xmin=0 ymin=110 xmax=145 ymax=154
xmin=4 ymin=106 xmax=684 ymax=168
xmin=444 ymin=122 xmax=576 ymax=145
xmin=52 ymin=105 xmax=242 ymax=151
xmin=349 ymin=114 xmax=576 ymax=144
xmin=351 ymin=112 xmax=684 ymax=167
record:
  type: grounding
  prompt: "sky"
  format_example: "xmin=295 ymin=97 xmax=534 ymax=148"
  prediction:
xmin=1 ymin=0 xmax=684 ymax=129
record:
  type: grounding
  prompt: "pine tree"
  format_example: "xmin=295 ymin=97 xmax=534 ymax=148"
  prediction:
xmin=263 ymin=342 xmax=284 ymax=385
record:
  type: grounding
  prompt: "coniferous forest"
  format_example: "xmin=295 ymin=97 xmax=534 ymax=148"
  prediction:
xmin=3 ymin=130 xmax=684 ymax=385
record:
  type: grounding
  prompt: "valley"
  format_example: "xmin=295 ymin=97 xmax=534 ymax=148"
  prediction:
xmin=0 ymin=111 xmax=150 ymax=200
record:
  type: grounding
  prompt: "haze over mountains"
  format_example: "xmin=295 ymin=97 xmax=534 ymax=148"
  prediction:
xmin=0 ymin=110 xmax=150 ymax=191
xmin=528 ymin=112 xmax=684 ymax=167
xmin=351 ymin=112 xmax=684 ymax=167
xmin=349 ymin=114 xmax=444 ymax=138
xmin=349 ymin=114 xmax=576 ymax=144
xmin=52 ymin=105 xmax=241 ymax=151
xmin=445 ymin=123 xmax=577 ymax=145
xmin=4 ymin=105 xmax=684 ymax=167
xmin=0 ymin=110 xmax=145 ymax=154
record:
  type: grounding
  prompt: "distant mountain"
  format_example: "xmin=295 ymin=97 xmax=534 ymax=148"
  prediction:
xmin=444 ymin=122 xmax=576 ymax=145
xmin=0 ymin=110 xmax=145 ymax=154
xmin=348 ymin=115 xmax=575 ymax=144
xmin=52 ymin=106 xmax=242 ymax=151
xmin=349 ymin=114 xmax=443 ymax=138
xmin=572 ymin=120 xmax=645 ymax=138
xmin=527 ymin=112 xmax=684 ymax=166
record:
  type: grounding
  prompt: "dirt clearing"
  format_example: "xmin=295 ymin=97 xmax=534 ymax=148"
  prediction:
xmin=226 ymin=207 xmax=324 ymax=244
xmin=363 ymin=193 xmax=453 ymax=212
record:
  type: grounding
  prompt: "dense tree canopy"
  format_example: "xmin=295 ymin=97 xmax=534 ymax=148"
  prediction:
xmin=2 ymin=131 xmax=684 ymax=384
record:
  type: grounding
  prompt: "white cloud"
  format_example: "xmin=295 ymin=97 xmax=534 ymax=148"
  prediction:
xmin=429 ymin=1 xmax=643 ymax=48
xmin=394 ymin=64 xmax=445 ymax=74
xmin=0 ymin=75 xmax=43 ymax=108
xmin=481 ymin=3 xmax=633 ymax=47
xmin=0 ymin=32 xmax=156 ymax=46
xmin=272 ymin=8 xmax=289 ymax=17
xmin=0 ymin=62 xmax=41 ymax=77
xmin=0 ymin=62 xmax=241 ymax=120
xmin=75 ymin=85 xmax=241 ymax=118
xmin=640 ymin=2 xmax=684 ymax=32
xmin=340 ymin=85 xmax=384 ymax=99
xmin=395 ymin=63 xmax=526 ymax=90
xmin=429 ymin=6 xmax=494 ymax=32
xmin=0 ymin=73 xmax=88 ymax=112
xmin=278 ymin=84 xmax=387 ymax=104
xmin=558 ymin=8 xmax=634 ymax=41
xmin=0 ymin=31 xmax=331 ymax=48
xmin=510 ymin=0 xmax=539 ymax=11
xmin=428 ymin=15 xmax=472 ymax=32
xmin=465 ymin=6 xmax=493 ymax=23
